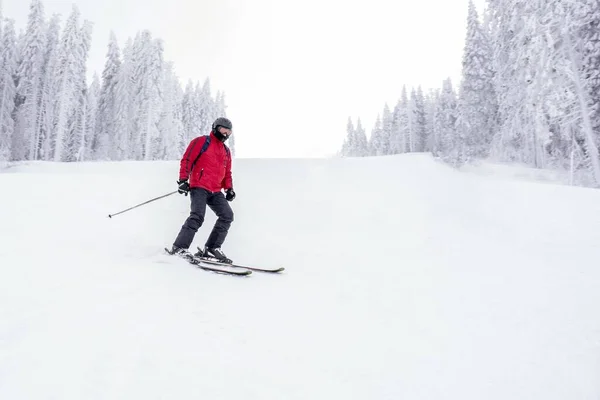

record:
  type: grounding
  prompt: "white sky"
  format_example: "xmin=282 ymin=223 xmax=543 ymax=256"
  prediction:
xmin=4 ymin=0 xmax=486 ymax=158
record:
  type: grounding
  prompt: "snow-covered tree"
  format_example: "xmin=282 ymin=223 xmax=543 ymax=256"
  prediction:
xmin=457 ymin=0 xmax=496 ymax=159
xmin=198 ymin=78 xmax=214 ymax=136
xmin=181 ymin=80 xmax=195 ymax=141
xmin=569 ymin=0 xmax=600 ymax=185
xmin=486 ymin=0 xmax=552 ymax=165
xmin=64 ymin=18 xmax=92 ymax=162
xmin=95 ymin=31 xmax=120 ymax=160
xmin=336 ymin=0 xmax=600 ymax=187
xmin=214 ymin=90 xmax=233 ymax=155
xmin=380 ymin=103 xmax=393 ymax=155
xmin=424 ymin=89 xmax=438 ymax=152
xmin=157 ymin=61 xmax=184 ymax=159
xmin=51 ymin=6 xmax=76 ymax=160
xmin=397 ymin=86 xmax=410 ymax=153
xmin=430 ymin=89 xmax=441 ymax=156
xmin=171 ymin=78 xmax=186 ymax=158
xmin=410 ymin=87 xmax=427 ymax=152
xmin=340 ymin=117 xmax=354 ymax=157
xmin=37 ymin=14 xmax=60 ymax=160
xmin=486 ymin=0 xmax=600 ymax=184
xmin=561 ymin=1 xmax=600 ymax=186
xmin=0 ymin=18 xmax=17 ymax=161
xmin=574 ymin=0 xmax=600 ymax=145
xmin=369 ymin=115 xmax=384 ymax=156
xmin=144 ymin=36 xmax=164 ymax=160
xmin=111 ymin=38 xmax=133 ymax=160
xmin=354 ymin=118 xmax=368 ymax=156
xmin=0 ymin=3 xmax=215 ymax=163
xmin=389 ymin=99 xmax=404 ymax=155
xmin=13 ymin=0 xmax=46 ymax=160
xmin=435 ymin=78 xmax=459 ymax=162
xmin=341 ymin=117 xmax=357 ymax=157
xmin=129 ymin=31 xmax=164 ymax=160
xmin=83 ymin=73 xmax=99 ymax=158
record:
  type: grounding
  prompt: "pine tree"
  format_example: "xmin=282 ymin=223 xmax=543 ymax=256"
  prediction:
xmin=111 ymin=38 xmax=133 ymax=160
xmin=341 ymin=116 xmax=355 ymax=156
xmin=130 ymin=31 xmax=164 ymax=160
xmin=381 ymin=103 xmax=393 ymax=155
xmin=576 ymin=0 xmax=600 ymax=146
xmin=181 ymin=80 xmax=196 ymax=141
xmin=390 ymin=99 xmax=403 ymax=154
xmin=430 ymin=89 xmax=442 ymax=156
xmin=215 ymin=90 xmax=232 ymax=155
xmin=214 ymin=91 xmax=226 ymax=117
xmin=193 ymin=81 xmax=203 ymax=136
xmin=486 ymin=0 xmax=524 ymax=162
xmin=172 ymin=78 xmax=186 ymax=158
xmin=157 ymin=61 xmax=183 ymax=160
xmin=520 ymin=0 xmax=559 ymax=169
xmin=410 ymin=87 xmax=427 ymax=152
xmin=0 ymin=1 xmax=3 ymax=41
xmin=398 ymin=86 xmax=410 ymax=153
xmin=95 ymin=31 xmax=120 ymax=160
xmin=128 ymin=31 xmax=146 ymax=159
xmin=354 ymin=118 xmax=368 ymax=156
xmin=84 ymin=73 xmax=100 ymax=158
xmin=143 ymin=36 xmax=164 ymax=160
xmin=572 ymin=0 xmax=600 ymax=184
xmin=369 ymin=115 xmax=384 ymax=156
xmin=487 ymin=0 xmax=554 ymax=166
xmin=457 ymin=0 xmax=496 ymax=159
xmin=424 ymin=88 xmax=438 ymax=153
xmin=435 ymin=78 xmax=459 ymax=162
xmin=37 ymin=14 xmax=60 ymax=160
xmin=64 ymin=18 xmax=92 ymax=162
xmin=52 ymin=6 xmax=80 ymax=161
xmin=198 ymin=78 xmax=214 ymax=135
xmin=13 ymin=0 xmax=46 ymax=160
xmin=560 ymin=0 xmax=600 ymax=186
xmin=0 ymin=18 xmax=17 ymax=162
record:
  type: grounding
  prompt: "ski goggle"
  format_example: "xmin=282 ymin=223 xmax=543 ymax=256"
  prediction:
xmin=217 ymin=126 xmax=232 ymax=136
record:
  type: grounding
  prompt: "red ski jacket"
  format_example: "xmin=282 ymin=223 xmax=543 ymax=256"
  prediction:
xmin=179 ymin=132 xmax=233 ymax=193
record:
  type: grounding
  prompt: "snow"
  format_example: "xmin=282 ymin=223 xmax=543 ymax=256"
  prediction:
xmin=459 ymin=159 xmax=574 ymax=185
xmin=1 ymin=154 xmax=600 ymax=399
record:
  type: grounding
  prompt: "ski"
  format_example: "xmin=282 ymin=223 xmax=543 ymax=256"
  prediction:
xmin=197 ymin=263 xmax=252 ymax=276
xmin=164 ymin=248 xmax=252 ymax=276
xmin=196 ymin=248 xmax=284 ymax=273
xmin=201 ymin=259 xmax=284 ymax=273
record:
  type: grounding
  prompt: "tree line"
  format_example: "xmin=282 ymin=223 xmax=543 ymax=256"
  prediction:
xmin=341 ymin=0 xmax=600 ymax=188
xmin=0 ymin=0 xmax=231 ymax=164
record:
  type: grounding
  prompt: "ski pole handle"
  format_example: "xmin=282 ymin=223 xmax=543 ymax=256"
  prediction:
xmin=108 ymin=190 xmax=178 ymax=218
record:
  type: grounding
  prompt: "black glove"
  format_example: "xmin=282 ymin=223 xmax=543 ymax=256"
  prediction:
xmin=225 ymin=188 xmax=236 ymax=202
xmin=177 ymin=179 xmax=190 ymax=196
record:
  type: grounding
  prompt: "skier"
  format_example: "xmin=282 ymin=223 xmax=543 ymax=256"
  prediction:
xmin=170 ymin=117 xmax=236 ymax=263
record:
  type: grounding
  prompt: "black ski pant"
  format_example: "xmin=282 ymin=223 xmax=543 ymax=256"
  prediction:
xmin=173 ymin=188 xmax=234 ymax=250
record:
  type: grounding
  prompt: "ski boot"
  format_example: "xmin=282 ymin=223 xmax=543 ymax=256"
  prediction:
xmin=203 ymin=247 xmax=232 ymax=264
xmin=193 ymin=247 xmax=205 ymax=258
xmin=168 ymin=245 xmax=197 ymax=263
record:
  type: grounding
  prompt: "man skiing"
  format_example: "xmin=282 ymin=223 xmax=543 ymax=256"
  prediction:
xmin=170 ymin=117 xmax=236 ymax=264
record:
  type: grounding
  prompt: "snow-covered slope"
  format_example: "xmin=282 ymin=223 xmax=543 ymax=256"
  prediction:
xmin=1 ymin=154 xmax=599 ymax=399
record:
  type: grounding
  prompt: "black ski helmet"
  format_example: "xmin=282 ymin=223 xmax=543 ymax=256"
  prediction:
xmin=212 ymin=117 xmax=232 ymax=142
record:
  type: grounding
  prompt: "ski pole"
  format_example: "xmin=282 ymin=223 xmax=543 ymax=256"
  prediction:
xmin=108 ymin=190 xmax=178 ymax=218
